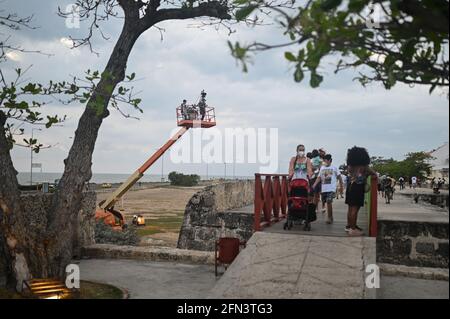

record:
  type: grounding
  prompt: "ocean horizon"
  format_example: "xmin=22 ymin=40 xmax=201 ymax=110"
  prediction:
xmin=17 ymin=172 xmax=254 ymax=185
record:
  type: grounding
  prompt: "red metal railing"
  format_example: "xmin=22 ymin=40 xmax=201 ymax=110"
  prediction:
xmin=254 ymin=173 xmax=289 ymax=231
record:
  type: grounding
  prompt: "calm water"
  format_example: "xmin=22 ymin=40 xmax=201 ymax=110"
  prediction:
xmin=17 ymin=172 xmax=253 ymax=185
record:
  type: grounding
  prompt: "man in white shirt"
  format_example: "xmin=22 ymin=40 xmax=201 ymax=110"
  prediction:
xmin=312 ymin=154 xmax=344 ymax=224
xmin=411 ymin=176 xmax=418 ymax=189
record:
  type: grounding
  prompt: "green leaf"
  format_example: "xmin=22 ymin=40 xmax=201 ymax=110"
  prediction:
xmin=235 ymin=5 xmax=258 ymax=21
xmin=284 ymin=52 xmax=297 ymax=62
xmin=294 ymin=66 xmax=304 ymax=83
xmin=233 ymin=0 xmax=250 ymax=5
xmin=310 ymin=72 xmax=324 ymax=88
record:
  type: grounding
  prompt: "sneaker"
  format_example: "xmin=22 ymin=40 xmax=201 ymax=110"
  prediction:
xmin=355 ymin=225 xmax=363 ymax=231
xmin=321 ymin=208 xmax=326 ymax=214
xmin=347 ymin=228 xmax=364 ymax=236
xmin=345 ymin=225 xmax=351 ymax=232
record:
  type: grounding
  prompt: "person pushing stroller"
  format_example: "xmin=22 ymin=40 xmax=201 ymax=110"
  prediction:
xmin=286 ymin=144 xmax=317 ymax=231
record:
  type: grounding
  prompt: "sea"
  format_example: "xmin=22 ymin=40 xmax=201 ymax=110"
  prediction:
xmin=17 ymin=172 xmax=253 ymax=185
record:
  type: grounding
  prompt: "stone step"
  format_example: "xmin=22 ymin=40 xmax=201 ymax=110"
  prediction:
xmin=81 ymin=244 xmax=215 ymax=265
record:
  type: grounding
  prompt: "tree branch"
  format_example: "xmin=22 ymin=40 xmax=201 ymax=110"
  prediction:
xmin=146 ymin=1 xmax=231 ymax=27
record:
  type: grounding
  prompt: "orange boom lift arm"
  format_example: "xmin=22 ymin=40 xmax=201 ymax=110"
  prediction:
xmin=95 ymin=92 xmax=216 ymax=229
xmin=99 ymin=126 xmax=188 ymax=211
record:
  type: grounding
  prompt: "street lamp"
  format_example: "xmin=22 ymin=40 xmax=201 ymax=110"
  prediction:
xmin=155 ymin=147 xmax=165 ymax=182
xmin=233 ymin=161 xmax=236 ymax=180
xmin=30 ymin=128 xmax=42 ymax=186
xmin=224 ymin=162 xmax=227 ymax=179
xmin=161 ymin=152 xmax=165 ymax=182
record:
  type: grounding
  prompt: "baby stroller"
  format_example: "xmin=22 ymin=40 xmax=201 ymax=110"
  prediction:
xmin=284 ymin=179 xmax=316 ymax=231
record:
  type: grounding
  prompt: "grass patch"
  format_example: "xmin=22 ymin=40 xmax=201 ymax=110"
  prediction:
xmin=77 ymin=280 xmax=123 ymax=299
xmin=137 ymin=214 xmax=185 ymax=237
xmin=0 ymin=288 xmax=23 ymax=299
xmin=137 ymin=227 xmax=164 ymax=237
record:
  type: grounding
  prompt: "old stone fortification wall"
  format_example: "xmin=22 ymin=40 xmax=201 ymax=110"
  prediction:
xmin=177 ymin=180 xmax=255 ymax=251
xmin=0 ymin=191 xmax=96 ymax=279
xmin=377 ymin=220 xmax=449 ymax=268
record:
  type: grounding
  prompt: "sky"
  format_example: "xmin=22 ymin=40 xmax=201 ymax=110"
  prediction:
xmin=2 ymin=0 xmax=449 ymax=178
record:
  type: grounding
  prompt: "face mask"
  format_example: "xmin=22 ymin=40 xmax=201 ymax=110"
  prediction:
xmin=297 ymin=151 xmax=305 ymax=157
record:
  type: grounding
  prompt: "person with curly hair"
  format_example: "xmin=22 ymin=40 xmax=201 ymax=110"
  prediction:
xmin=345 ymin=146 xmax=377 ymax=236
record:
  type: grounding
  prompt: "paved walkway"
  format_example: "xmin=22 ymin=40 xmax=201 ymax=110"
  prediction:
xmin=377 ymin=191 xmax=448 ymax=223
xmin=210 ymin=196 xmax=377 ymax=298
xmin=379 ymin=275 xmax=449 ymax=299
xmin=209 ymin=232 xmax=375 ymax=299
xmin=265 ymin=197 xmax=367 ymax=237
xmin=397 ymin=187 xmax=449 ymax=196
xmin=77 ymin=259 xmax=217 ymax=299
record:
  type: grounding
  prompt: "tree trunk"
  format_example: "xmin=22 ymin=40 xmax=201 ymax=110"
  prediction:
xmin=1 ymin=1 xmax=231 ymax=291
xmin=0 ymin=111 xmax=43 ymax=291
xmin=0 ymin=18 xmax=142 ymax=290
xmin=46 ymin=20 xmax=142 ymax=278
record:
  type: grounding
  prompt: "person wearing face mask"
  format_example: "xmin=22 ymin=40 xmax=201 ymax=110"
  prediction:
xmin=289 ymin=144 xmax=313 ymax=182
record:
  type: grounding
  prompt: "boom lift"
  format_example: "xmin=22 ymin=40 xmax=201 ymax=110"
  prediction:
xmin=95 ymin=91 xmax=216 ymax=230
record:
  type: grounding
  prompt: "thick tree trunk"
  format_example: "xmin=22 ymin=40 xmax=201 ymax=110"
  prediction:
xmin=45 ymin=21 xmax=142 ymax=278
xmin=1 ymin=19 xmax=142 ymax=289
xmin=1 ymin=1 xmax=231 ymax=291
xmin=0 ymin=112 xmax=46 ymax=291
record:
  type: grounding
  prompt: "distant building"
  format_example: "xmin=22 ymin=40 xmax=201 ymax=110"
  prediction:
xmin=427 ymin=142 xmax=449 ymax=180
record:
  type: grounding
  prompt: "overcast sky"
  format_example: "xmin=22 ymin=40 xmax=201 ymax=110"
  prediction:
xmin=2 ymin=0 xmax=449 ymax=178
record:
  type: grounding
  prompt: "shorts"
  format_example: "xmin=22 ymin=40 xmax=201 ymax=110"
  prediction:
xmin=309 ymin=178 xmax=321 ymax=194
xmin=321 ymin=192 xmax=335 ymax=203
xmin=345 ymin=183 xmax=365 ymax=207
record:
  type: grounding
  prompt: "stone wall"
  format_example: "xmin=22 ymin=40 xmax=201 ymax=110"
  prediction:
xmin=177 ymin=180 xmax=255 ymax=251
xmin=0 ymin=191 xmax=96 ymax=279
xmin=377 ymin=220 xmax=449 ymax=268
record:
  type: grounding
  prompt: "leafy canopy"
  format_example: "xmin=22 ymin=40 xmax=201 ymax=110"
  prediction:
xmin=230 ymin=0 xmax=449 ymax=92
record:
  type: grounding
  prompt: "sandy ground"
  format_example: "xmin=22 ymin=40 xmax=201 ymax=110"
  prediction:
xmin=96 ymin=185 xmax=203 ymax=247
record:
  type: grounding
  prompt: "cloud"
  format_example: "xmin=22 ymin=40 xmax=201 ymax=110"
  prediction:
xmin=4 ymin=0 xmax=449 ymax=177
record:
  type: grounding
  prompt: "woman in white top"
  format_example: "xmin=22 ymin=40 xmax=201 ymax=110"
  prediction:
xmin=288 ymin=144 xmax=313 ymax=181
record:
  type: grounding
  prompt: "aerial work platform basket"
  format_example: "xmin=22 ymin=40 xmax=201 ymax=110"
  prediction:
xmin=176 ymin=105 xmax=216 ymax=128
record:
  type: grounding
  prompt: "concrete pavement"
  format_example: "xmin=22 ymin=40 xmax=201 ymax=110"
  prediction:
xmin=264 ymin=196 xmax=368 ymax=237
xmin=209 ymin=232 xmax=376 ymax=299
xmin=77 ymin=259 xmax=218 ymax=299
xmin=378 ymin=192 xmax=448 ymax=223
xmin=379 ymin=275 xmax=449 ymax=299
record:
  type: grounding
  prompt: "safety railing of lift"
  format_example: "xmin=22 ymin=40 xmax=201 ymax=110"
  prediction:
xmin=254 ymin=173 xmax=289 ymax=231
xmin=364 ymin=175 xmax=378 ymax=237
xmin=176 ymin=105 xmax=216 ymax=125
